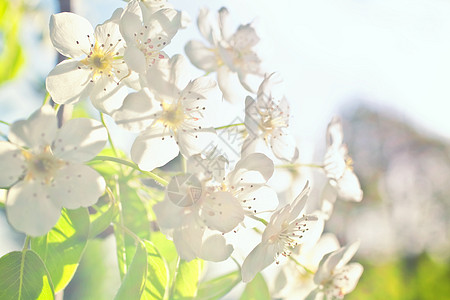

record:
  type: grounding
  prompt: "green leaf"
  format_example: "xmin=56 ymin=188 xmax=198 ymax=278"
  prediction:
xmin=239 ymin=273 xmax=270 ymax=300
xmin=114 ymin=222 xmax=128 ymax=280
xmin=197 ymin=271 xmax=241 ymax=300
xmin=89 ymin=195 xmax=116 ymax=238
xmin=142 ymin=240 xmax=169 ymax=300
xmin=0 ymin=250 xmax=55 ymax=300
xmin=172 ymin=259 xmax=203 ymax=300
xmin=31 ymin=208 xmax=90 ymax=292
xmin=114 ymin=241 xmax=147 ymax=300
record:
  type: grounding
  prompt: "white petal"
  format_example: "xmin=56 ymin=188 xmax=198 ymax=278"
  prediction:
xmin=145 ymin=54 xmax=189 ymax=99
xmin=9 ymin=106 xmax=57 ymax=150
xmin=244 ymin=96 xmax=261 ymax=137
xmin=314 ymin=241 xmax=360 ymax=285
xmin=240 ymin=185 xmax=278 ymax=214
xmin=112 ymin=88 xmax=157 ymax=132
xmin=241 ymin=241 xmax=277 ymax=283
xmin=52 ymin=118 xmax=107 ymax=163
xmin=271 ymin=128 xmax=299 ymax=163
xmin=6 ymin=181 xmax=62 ymax=236
xmin=218 ymin=7 xmax=232 ymax=41
xmin=90 ymin=76 xmax=127 ymax=114
xmin=119 ymin=3 xmax=143 ymax=43
xmin=131 ymin=127 xmax=179 ymax=171
xmin=336 ymin=169 xmax=363 ymax=202
xmin=173 ymin=225 xmax=203 ymax=261
xmin=94 ymin=18 xmax=124 ymax=49
xmin=145 ymin=8 xmax=184 ymax=40
xmin=330 ymin=263 xmax=363 ymax=296
xmin=287 ymin=181 xmax=310 ymax=223
xmin=199 ymin=233 xmax=233 ymax=262
xmin=197 ymin=7 xmax=216 ymax=43
xmin=46 ymin=59 xmax=92 ymax=105
xmin=0 ymin=142 xmax=26 ymax=187
xmin=201 ymin=191 xmax=244 ymax=233
xmin=177 ymin=128 xmax=217 ymax=158
xmin=256 ymin=73 xmax=285 ymax=106
xmin=49 ymin=164 xmax=105 ymax=209
xmin=184 ymin=40 xmax=219 ymax=72
xmin=124 ymin=46 xmax=147 ymax=74
xmin=323 ymin=147 xmax=346 ymax=181
xmin=326 ymin=117 xmax=344 ymax=148
xmin=217 ymin=65 xmax=246 ymax=103
xmin=49 ymin=12 xmax=94 ymax=58
xmin=153 ymin=198 xmax=185 ymax=230
xmin=229 ymin=153 xmax=274 ymax=185
xmin=320 ymin=182 xmax=337 ymax=220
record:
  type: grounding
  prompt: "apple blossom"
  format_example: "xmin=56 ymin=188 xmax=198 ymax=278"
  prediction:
xmin=241 ymin=182 xmax=318 ymax=283
xmin=243 ymin=73 xmax=299 ymax=162
xmin=112 ymin=55 xmax=217 ymax=171
xmin=0 ymin=106 xmax=107 ymax=236
xmin=306 ymin=241 xmax=363 ymax=300
xmin=185 ymin=7 xmax=263 ymax=102
xmin=46 ymin=11 xmax=131 ymax=113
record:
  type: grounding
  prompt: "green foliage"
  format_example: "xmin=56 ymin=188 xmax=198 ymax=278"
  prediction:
xmin=142 ymin=240 xmax=169 ymax=300
xmin=197 ymin=270 xmax=241 ymax=300
xmin=0 ymin=250 xmax=54 ymax=300
xmin=0 ymin=0 xmax=25 ymax=85
xmin=347 ymin=255 xmax=450 ymax=300
xmin=31 ymin=208 xmax=90 ymax=293
xmin=89 ymin=194 xmax=116 ymax=239
xmin=239 ymin=273 xmax=270 ymax=300
xmin=115 ymin=241 xmax=147 ymax=300
xmin=172 ymin=259 xmax=204 ymax=300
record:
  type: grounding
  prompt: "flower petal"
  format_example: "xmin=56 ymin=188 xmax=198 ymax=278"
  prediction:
xmin=46 ymin=59 xmax=92 ymax=105
xmin=49 ymin=164 xmax=105 ymax=209
xmin=49 ymin=12 xmax=94 ymax=58
xmin=201 ymin=191 xmax=244 ymax=233
xmin=228 ymin=153 xmax=274 ymax=185
xmin=131 ymin=127 xmax=179 ymax=171
xmin=52 ymin=118 xmax=107 ymax=163
xmin=177 ymin=128 xmax=217 ymax=158
xmin=173 ymin=224 xmax=203 ymax=261
xmin=124 ymin=46 xmax=147 ymax=74
xmin=90 ymin=76 xmax=127 ymax=114
xmin=184 ymin=40 xmax=219 ymax=72
xmin=217 ymin=65 xmax=246 ymax=103
xmin=199 ymin=233 xmax=233 ymax=262
xmin=241 ymin=241 xmax=277 ymax=283
xmin=0 ymin=142 xmax=25 ymax=187
xmin=6 ymin=181 xmax=62 ymax=236
xmin=271 ymin=128 xmax=299 ymax=163
xmin=320 ymin=182 xmax=337 ymax=220
xmin=9 ymin=106 xmax=58 ymax=150
xmin=112 ymin=88 xmax=157 ymax=132
xmin=336 ymin=169 xmax=363 ymax=202
xmin=287 ymin=181 xmax=310 ymax=223
xmin=153 ymin=198 xmax=185 ymax=230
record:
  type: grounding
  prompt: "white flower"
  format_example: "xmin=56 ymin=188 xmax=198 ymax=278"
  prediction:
xmin=0 ymin=106 xmax=107 ymax=236
xmin=306 ymin=241 xmax=363 ymax=300
xmin=321 ymin=117 xmax=363 ymax=218
xmin=153 ymin=173 xmax=243 ymax=262
xmin=119 ymin=0 xmax=186 ymax=75
xmin=274 ymin=233 xmax=340 ymax=300
xmin=185 ymin=7 xmax=263 ymax=102
xmin=139 ymin=0 xmax=190 ymax=25
xmin=46 ymin=12 xmax=131 ymax=113
xmin=243 ymin=73 xmax=299 ymax=163
xmin=241 ymin=182 xmax=318 ymax=283
xmin=112 ymin=55 xmax=217 ymax=171
xmin=215 ymin=152 xmax=279 ymax=220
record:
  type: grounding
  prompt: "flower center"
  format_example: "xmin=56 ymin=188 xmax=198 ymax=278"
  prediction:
xmin=81 ymin=42 xmax=115 ymax=81
xmin=159 ymin=102 xmax=185 ymax=131
xmin=23 ymin=146 xmax=64 ymax=183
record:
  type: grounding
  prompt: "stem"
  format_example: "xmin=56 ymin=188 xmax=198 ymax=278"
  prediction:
xmin=0 ymin=120 xmax=10 ymax=126
xmin=100 ymin=113 xmax=119 ymax=157
xmin=214 ymin=123 xmax=245 ymax=130
xmin=248 ymin=215 xmax=268 ymax=226
xmin=289 ymin=256 xmax=315 ymax=275
xmin=42 ymin=93 xmax=50 ymax=106
xmin=91 ymin=156 xmax=169 ymax=186
xmin=120 ymin=225 xmax=142 ymax=243
xmin=22 ymin=235 xmax=30 ymax=251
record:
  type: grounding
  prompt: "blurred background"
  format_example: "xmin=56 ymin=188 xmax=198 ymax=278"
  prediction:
xmin=1 ymin=0 xmax=450 ymax=299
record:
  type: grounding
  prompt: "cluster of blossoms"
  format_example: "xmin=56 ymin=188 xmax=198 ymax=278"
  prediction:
xmin=0 ymin=1 xmax=364 ymax=299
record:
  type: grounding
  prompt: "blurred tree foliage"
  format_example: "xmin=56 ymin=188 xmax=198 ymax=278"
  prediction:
xmin=0 ymin=0 xmax=25 ymax=85
xmin=348 ymin=254 xmax=450 ymax=300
